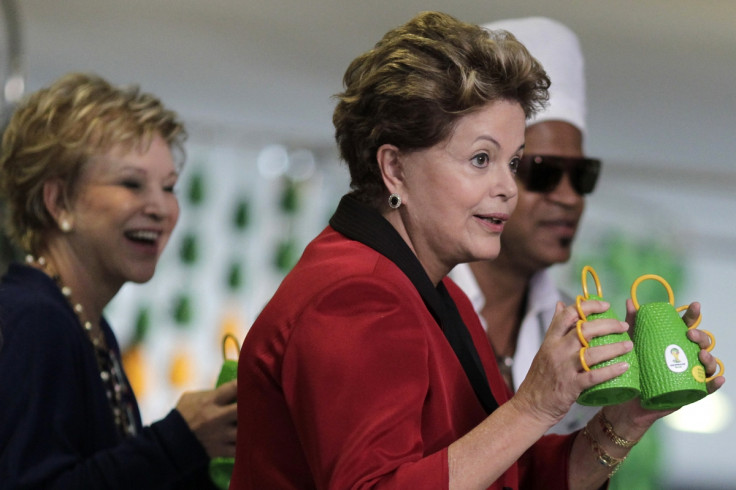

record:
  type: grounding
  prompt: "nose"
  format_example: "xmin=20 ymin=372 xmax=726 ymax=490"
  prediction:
xmin=144 ymin=187 xmax=178 ymax=221
xmin=494 ymin=164 xmax=518 ymax=201
xmin=547 ymin=172 xmax=583 ymax=206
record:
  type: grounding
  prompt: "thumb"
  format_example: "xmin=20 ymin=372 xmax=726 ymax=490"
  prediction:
xmin=213 ymin=379 xmax=238 ymax=405
xmin=555 ymin=301 xmax=566 ymax=314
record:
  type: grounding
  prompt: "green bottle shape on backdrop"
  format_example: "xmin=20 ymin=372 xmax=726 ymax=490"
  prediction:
xmin=233 ymin=197 xmax=251 ymax=231
xmin=188 ymin=171 xmax=206 ymax=206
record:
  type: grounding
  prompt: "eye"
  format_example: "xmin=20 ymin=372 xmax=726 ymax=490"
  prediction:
xmin=121 ymin=179 xmax=142 ymax=190
xmin=471 ymin=152 xmax=490 ymax=168
xmin=509 ymin=157 xmax=521 ymax=174
xmin=163 ymin=183 xmax=177 ymax=194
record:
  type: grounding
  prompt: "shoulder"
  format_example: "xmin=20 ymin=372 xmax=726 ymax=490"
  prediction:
xmin=245 ymin=231 xmax=428 ymax=354
xmin=0 ymin=279 xmax=84 ymax=354
xmin=0 ymin=272 xmax=93 ymax=415
xmin=271 ymin=228 xmax=417 ymax=315
xmin=299 ymin=226 xmax=395 ymax=274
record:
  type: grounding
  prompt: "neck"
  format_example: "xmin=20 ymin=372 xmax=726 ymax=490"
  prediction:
xmin=381 ymin=208 xmax=449 ymax=286
xmin=30 ymin=245 xmax=119 ymax=325
xmin=469 ymin=258 xmax=534 ymax=359
xmin=470 ymin=258 xmax=533 ymax=315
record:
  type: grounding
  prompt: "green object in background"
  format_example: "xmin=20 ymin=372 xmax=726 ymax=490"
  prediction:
xmin=132 ymin=306 xmax=151 ymax=344
xmin=209 ymin=334 xmax=240 ymax=489
xmin=173 ymin=294 xmax=192 ymax=326
xmin=233 ymin=198 xmax=250 ymax=231
xmin=188 ymin=171 xmax=206 ymax=206
xmin=274 ymin=239 xmax=298 ymax=273
xmin=609 ymin=425 xmax=662 ymax=489
xmin=180 ymin=233 xmax=199 ymax=265
xmin=279 ymin=180 xmax=299 ymax=214
xmin=227 ymin=261 xmax=244 ymax=291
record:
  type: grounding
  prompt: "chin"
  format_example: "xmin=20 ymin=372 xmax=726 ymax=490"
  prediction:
xmin=127 ymin=269 xmax=157 ymax=284
xmin=469 ymin=246 xmax=501 ymax=263
xmin=538 ymin=252 xmax=571 ymax=268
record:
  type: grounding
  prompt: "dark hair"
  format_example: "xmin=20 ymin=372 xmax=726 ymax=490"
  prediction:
xmin=333 ymin=11 xmax=550 ymax=207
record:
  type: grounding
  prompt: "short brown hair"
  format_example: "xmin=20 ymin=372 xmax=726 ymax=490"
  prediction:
xmin=333 ymin=11 xmax=550 ymax=207
xmin=0 ymin=72 xmax=187 ymax=253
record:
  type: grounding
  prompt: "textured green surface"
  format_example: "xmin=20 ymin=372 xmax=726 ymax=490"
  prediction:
xmin=634 ymin=302 xmax=706 ymax=409
xmin=578 ymin=295 xmax=640 ymax=406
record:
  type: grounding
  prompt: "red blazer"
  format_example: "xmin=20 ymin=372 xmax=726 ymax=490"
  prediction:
xmin=231 ymin=226 xmax=573 ymax=489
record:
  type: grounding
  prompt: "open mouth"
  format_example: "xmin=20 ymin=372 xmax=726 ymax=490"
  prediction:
xmin=478 ymin=216 xmax=504 ymax=225
xmin=125 ymin=230 xmax=160 ymax=245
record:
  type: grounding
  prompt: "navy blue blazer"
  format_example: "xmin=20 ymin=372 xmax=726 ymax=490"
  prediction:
xmin=0 ymin=264 xmax=214 ymax=489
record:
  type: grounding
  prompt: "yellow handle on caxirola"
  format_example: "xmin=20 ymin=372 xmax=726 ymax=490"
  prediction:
xmin=630 ymin=273 xmax=675 ymax=310
xmin=222 ymin=332 xmax=241 ymax=362
xmin=576 ymin=265 xmax=605 ymax=371
xmin=581 ymin=265 xmax=603 ymax=301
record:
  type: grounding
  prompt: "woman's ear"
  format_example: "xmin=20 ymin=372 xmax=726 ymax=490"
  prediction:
xmin=376 ymin=143 xmax=404 ymax=196
xmin=43 ymin=179 xmax=74 ymax=232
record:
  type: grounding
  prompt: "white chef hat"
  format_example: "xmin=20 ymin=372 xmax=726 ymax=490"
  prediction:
xmin=482 ymin=17 xmax=587 ymax=135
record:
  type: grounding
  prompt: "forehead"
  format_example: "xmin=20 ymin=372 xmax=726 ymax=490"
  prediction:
xmin=524 ymin=121 xmax=583 ymax=157
xmin=448 ymin=100 xmax=526 ymax=145
xmin=82 ymin=137 xmax=176 ymax=179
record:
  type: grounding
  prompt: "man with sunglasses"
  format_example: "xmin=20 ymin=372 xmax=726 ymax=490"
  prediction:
xmin=450 ymin=16 xmax=602 ymax=434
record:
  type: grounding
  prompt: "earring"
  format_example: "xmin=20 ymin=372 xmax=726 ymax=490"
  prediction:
xmin=60 ymin=219 xmax=72 ymax=232
xmin=388 ymin=193 xmax=402 ymax=209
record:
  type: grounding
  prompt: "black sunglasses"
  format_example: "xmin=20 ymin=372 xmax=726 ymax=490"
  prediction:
xmin=515 ymin=155 xmax=601 ymax=195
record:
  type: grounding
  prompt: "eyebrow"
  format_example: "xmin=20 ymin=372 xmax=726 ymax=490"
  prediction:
xmin=474 ymin=136 xmax=525 ymax=154
xmin=474 ymin=135 xmax=500 ymax=147
xmin=113 ymin=162 xmax=179 ymax=178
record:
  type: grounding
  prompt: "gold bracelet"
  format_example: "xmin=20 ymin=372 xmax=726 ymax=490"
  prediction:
xmin=582 ymin=426 xmax=627 ymax=477
xmin=598 ymin=410 xmax=639 ymax=448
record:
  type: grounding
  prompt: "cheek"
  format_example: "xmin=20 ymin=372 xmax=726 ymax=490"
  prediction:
xmin=168 ymin=199 xmax=181 ymax=229
xmin=510 ymin=191 xmax=536 ymax=218
xmin=505 ymin=195 xmax=537 ymax=234
xmin=76 ymin=191 xmax=126 ymax=218
xmin=171 ymin=202 xmax=181 ymax=228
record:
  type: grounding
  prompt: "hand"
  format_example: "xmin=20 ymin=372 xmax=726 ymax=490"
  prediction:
xmin=176 ymin=379 xmax=238 ymax=458
xmin=609 ymin=301 xmax=726 ymax=435
xmin=630 ymin=299 xmax=725 ymax=396
xmin=514 ymin=300 xmax=633 ymax=427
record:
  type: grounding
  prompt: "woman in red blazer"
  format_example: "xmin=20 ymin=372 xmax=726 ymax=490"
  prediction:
xmin=230 ymin=11 xmax=723 ymax=490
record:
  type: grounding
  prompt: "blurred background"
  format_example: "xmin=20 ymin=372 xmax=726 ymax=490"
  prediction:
xmin=2 ymin=1 xmax=734 ymax=488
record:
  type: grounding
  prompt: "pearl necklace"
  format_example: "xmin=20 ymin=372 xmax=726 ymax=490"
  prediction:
xmin=25 ymin=256 xmax=106 ymax=348
xmin=25 ymin=255 xmax=137 ymax=438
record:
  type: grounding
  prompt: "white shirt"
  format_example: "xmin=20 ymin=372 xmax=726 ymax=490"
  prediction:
xmin=449 ymin=263 xmax=599 ymax=434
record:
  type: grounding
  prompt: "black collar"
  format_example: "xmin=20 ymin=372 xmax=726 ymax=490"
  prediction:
xmin=329 ymin=194 xmax=498 ymax=414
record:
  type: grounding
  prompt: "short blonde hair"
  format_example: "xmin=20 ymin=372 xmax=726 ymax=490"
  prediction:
xmin=333 ymin=11 xmax=550 ymax=207
xmin=0 ymin=72 xmax=187 ymax=253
